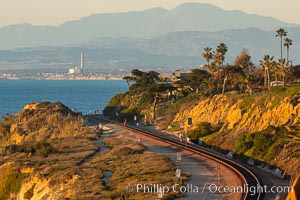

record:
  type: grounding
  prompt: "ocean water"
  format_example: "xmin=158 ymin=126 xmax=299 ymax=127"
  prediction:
xmin=0 ymin=80 xmax=128 ymax=118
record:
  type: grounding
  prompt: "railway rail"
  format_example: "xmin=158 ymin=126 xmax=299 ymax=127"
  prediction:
xmin=87 ymin=115 xmax=263 ymax=200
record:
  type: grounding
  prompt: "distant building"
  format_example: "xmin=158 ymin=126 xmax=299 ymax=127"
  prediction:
xmin=68 ymin=53 xmax=85 ymax=75
xmin=199 ymin=64 xmax=210 ymax=72
xmin=171 ymin=69 xmax=190 ymax=82
xmin=270 ymin=81 xmax=284 ymax=87
xmin=68 ymin=68 xmax=75 ymax=74
xmin=81 ymin=53 xmax=84 ymax=69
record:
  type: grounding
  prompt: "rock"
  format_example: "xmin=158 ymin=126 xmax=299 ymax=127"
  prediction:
xmin=226 ymin=152 xmax=233 ymax=158
xmin=272 ymin=168 xmax=283 ymax=177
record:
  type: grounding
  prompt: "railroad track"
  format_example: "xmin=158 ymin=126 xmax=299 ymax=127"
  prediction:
xmin=87 ymin=115 xmax=263 ymax=200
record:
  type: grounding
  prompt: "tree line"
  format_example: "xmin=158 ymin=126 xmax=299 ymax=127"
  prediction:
xmin=116 ymin=28 xmax=297 ymax=122
xmin=201 ymin=28 xmax=294 ymax=91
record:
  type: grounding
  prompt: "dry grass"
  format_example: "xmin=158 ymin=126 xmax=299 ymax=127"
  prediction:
xmin=0 ymin=102 xmax=183 ymax=199
xmin=89 ymin=137 xmax=183 ymax=200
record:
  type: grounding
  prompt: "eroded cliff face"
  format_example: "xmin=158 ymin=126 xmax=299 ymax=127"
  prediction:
xmin=0 ymin=162 xmax=81 ymax=200
xmin=17 ymin=173 xmax=81 ymax=200
xmin=0 ymin=101 xmax=103 ymax=200
xmin=1 ymin=101 xmax=179 ymax=199
xmin=17 ymin=175 xmax=55 ymax=200
xmin=173 ymin=92 xmax=300 ymax=177
xmin=174 ymin=94 xmax=300 ymax=135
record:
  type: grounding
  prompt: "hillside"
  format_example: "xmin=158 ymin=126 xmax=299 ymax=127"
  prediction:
xmin=0 ymin=101 xmax=177 ymax=199
xmin=172 ymin=87 xmax=300 ymax=176
xmin=0 ymin=3 xmax=295 ymax=50
xmin=104 ymin=84 xmax=300 ymax=180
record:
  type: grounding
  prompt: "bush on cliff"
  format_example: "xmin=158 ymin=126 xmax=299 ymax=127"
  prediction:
xmin=0 ymin=115 xmax=16 ymax=139
xmin=102 ymin=93 xmax=124 ymax=117
xmin=0 ymin=169 xmax=27 ymax=200
xmin=189 ymin=122 xmax=220 ymax=139
xmin=233 ymin=126 xmax=286 ymax=162
xmin=4 ymin=141 xmax=56 ymax=157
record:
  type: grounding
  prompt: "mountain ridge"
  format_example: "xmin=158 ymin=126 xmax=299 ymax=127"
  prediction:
xmin=1 ymin=27 xmax=300 ymax=72
xmin=0 ymin=3 xmax=298 ymax=50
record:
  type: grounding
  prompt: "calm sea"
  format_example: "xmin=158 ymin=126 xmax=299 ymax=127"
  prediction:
xmin=0 ymin=79 xmax=128 ymax=118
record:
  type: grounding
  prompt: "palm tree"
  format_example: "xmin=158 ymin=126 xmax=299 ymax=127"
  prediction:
xmin=277 ymin=58 xmax=289 ymax=86
xmin=260 ymin=55 xmax=274 ymax=88
xmin=216 ymin=43 xmax=228 ymax=66
xmin=212 ymin=50 xmax=222 ymax=80
xmin=212 ymin=51 xmax=222 ymax=67
xmin=202 ymin=47 xmax=213 ymax=71
xmin=275 ymin=28 xmax=287 ymax=60
xmin=284 ymin=38 xmax=293 ymax=65
xmin=270 ymin=60 xmax=279 ymax=85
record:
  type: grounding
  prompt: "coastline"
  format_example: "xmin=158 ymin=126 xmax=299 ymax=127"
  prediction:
xmin=0 ymin=79 xmax=128 ymax=119
xmin=0 ymin=77 xmax=124 ymax=80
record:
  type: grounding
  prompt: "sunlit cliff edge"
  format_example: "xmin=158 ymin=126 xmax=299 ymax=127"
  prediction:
xmin=173 ymin=91 xmax=300 ymax=178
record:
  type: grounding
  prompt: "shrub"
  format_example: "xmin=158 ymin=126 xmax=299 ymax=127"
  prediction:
xmin=0 ymin=115 xmax=16 ymax=134
xmin=118 ymin=147 xmax=143 ymax=155
xmin=233 ymin=127 xmax=286 ymax=162
xmin=251 ymin=132 xmax=270 ymax=157
xmin=234 ymin=135 xmax=250 ymax=153
xmin=119 ymin=108 xmax=138 ymax=122
xmin=4 ymin=141 xmax=56 ymax=157
xmin=102 ymin=93 xmax=124 ymax=117
xmin=139 ymin=93 xmax=153 ymax=106
xmin=0 ymin=170 xmax=27 ymax=200
xmin=189 ymin=122 xmax=215 ymax=139
xmin=34 ymin=141 xmax=56 ymax=156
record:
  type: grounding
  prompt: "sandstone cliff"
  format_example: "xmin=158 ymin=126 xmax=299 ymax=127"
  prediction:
xmin=174 ymin=94 xmax=300 ymax=135
xmin=172 ymin=91 xmax=300 ymax=178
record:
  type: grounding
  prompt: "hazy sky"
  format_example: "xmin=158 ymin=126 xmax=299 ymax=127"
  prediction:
xmin=1 ymin=0 xmax=300 ymax=27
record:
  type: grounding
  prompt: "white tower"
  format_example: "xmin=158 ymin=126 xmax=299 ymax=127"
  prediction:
xmin=80 ymin=53 xmax=84 ymax=69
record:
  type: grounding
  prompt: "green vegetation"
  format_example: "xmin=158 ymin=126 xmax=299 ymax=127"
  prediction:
xmin=104 ymin=29 xmax=299 ymax=128
xmin=233 ymin=126 xmax=287 ymax=162
xmin=103 ymin=31 xmax=297 ymax=128
xmin=102 ymin=93 xmax=124 ymax=118
xmin=4 ymin=141 xmax=56 ymax=157
xmin=104 ymin=69 xmax=174 ymax=123
xmin=0 ymin=169 xmax=28 ymax=200
xmin=269 ymin=85 xmax=300 ymax=97
xmin=101 ymin=29 xmax=300 ymax=179
xmin=188 ymin=122 xmax=220 ymax=139
xmin=0 ymin=115 xmax=16 ymax=140
xmin=157 ymin=93 xmax=202 ymax=128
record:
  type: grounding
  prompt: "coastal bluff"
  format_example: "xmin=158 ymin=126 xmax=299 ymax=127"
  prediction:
xmin=174 ymin=93 xmax=300 ymax=135
xmin=172 ymin=91 xmax=300 ymax=181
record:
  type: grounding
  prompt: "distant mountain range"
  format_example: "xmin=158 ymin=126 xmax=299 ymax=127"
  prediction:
xmin=0 ymin=3 xmax=297 ymax=50
xmin=1 ymin=27 xmax=299 ymax=72
xmin=0 ymin=3 xmax=299 ymax=72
